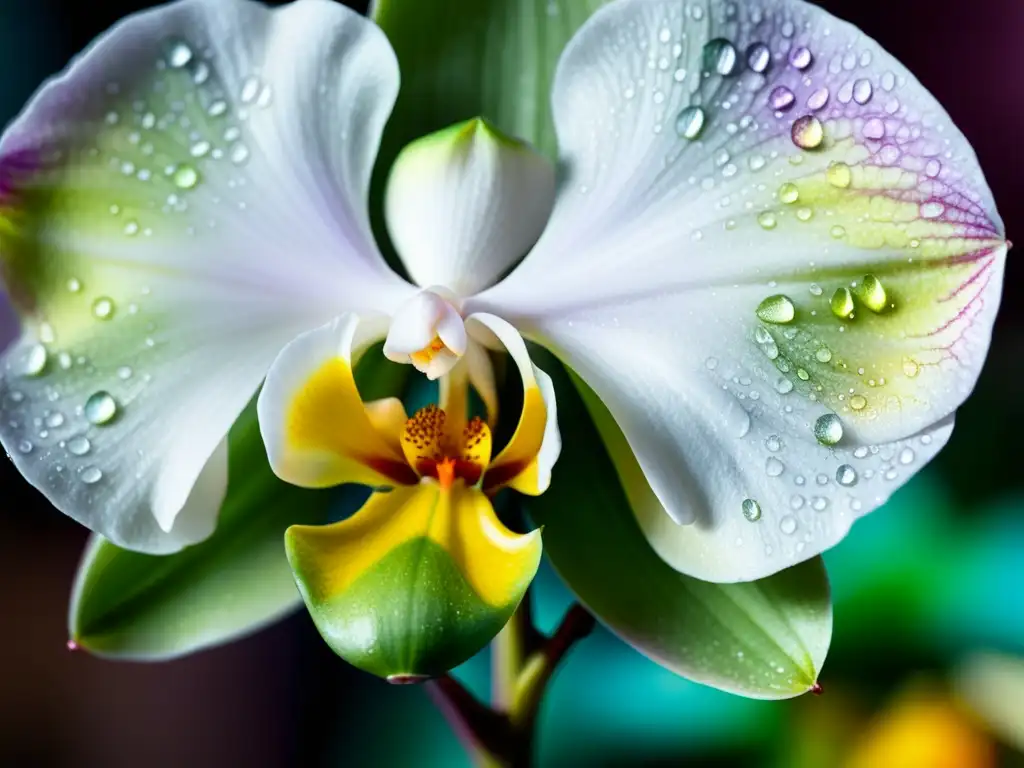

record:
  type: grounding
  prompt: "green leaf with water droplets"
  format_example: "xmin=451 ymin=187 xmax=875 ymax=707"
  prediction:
xmin=527 ymin=348 xmax=832 ymax=699
xmin=68 ymin=348 xmax=407 ymax=659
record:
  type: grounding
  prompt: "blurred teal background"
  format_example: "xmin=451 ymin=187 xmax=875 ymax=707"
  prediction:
xmin=1 ymin=0 xmax=1023 ymax=766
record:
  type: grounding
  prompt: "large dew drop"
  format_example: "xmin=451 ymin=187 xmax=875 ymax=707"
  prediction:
xmin=830 ymin=287 xmax=854 ymax=319
xmin=80 ymin=466 xmax=103 ymax=485
xmin=791 ymin=115 xmax=824 ymax=149
xmin=173 ymin=165 xmax=200 ymax=190
xmin=20 ymin=344 xmax=47 ymax=377
xmin=854 ymin=274 xmax=887 ymax=312
xmin=84 ymin=392 xmax=119 ymax=426
xmin=756 ymin=294 xmax=795 ymax=324
xmin=827 ymin=162 xmax=852 ymax=188
xmin=675 ymin=105 xmax=706 ymax=140
xmin=813 ymin=413 xmax=844 ymax=446
xmin=746 ymin=42 xmax=771 ymax=73
xmin=836 ymin=464 xmax=858 ymax=486
xmin=703 ymin=38 xmax=738 ymax=76
xmin=741 ymin=498 xmax=762 ymax=522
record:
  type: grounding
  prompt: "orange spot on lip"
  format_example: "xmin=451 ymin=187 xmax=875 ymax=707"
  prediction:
xmin=436 ymin=457 xmax=457 ymax=489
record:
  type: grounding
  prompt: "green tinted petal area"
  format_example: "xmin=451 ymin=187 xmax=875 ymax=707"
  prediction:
xmin=287 ymin=481 xmax=541 ymax=678
xmin=0 ymin=0 xmax=407 ymax=552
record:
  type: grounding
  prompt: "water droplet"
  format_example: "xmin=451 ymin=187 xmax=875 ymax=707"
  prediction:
xmin=863 ymin=117 xmax=885 ymax=140
xmin=814 ymin=413 xmax=843 ymax=446
xmin=768 ymin=85 xmax=796 ymax=111
xmin=91 ymin=297 xmax=115 ymax=320
xmin=124 ymin=220 xmax=140 ymax=236
xmin=704 ymin=38 xmax=738 ymax=76
xmin=920 ymin=201 xmax=945 ymax=219
xmin=830 ymin=287 xmax=854 ymax=319
xmin=116 ymin=365 xmax=134 ymax=381
xmin=44 ymin=412 xmax=65 ymax=429
xmin=853 ymin=446 xmax=869 ymax=459
xmin=746 ymin=42 xmax=771 ymax=73
xmin=778 ymin=182 xmax=800 ymax=204
xmin=827 ymin=161 xmax=852 ymax=188
xmin=815 ymin=347 xmax=833 ymax=363
xmin=167 ymin=41 xmax=193 ymax=69
xmin=84 ymin=392 xmax=118 ymax=426
xmin=836 ymin=464 xmax=858 ymax=486
xmin=779 ymin=515 xmax=797 ymax=535
xmin=240 ymin=76 xmax=261 ymax=104
xmin=902 ymin=358 xmax=920 ymax=378
xmin=899 ymin=447 xmax=915 ymax=465
xmin=790 ymin=495 xmax=805 ymax=510
xmin=66 ymin=277 xmax=82 ymax=293
xmin=192 ymin=61 xmax=210 ymax=85
xmin=705 ymin=356 xmax=719 ymax=370
xmin=811 ymin=496 xmax=828 ymax=512
xmin=19 ymin=344 xmax=47 ymax=376
xmin=854 ymin=274 xmax=887 ymax=312
xmin=208 ymin=100 xmax=228 ymax=117
xmin=830 ymin=225 xmax=847 ymax=239
xmin=173 ymin=165 xmax=200 ymax=189
xmin=757 ymin=211 xmax=777 ymax=230
xmin=190 ymin=140 xmax=211 ymax=158
xmin=67 ymin=436 xmax=91 ymax=456
xmin=775 ymin=377 xmax=794 ymax=394
xmin=791 ymin=115 xmax=824 ymax=149
xmin=81 ymin=466 xmax=103 ymax=485
xmin=789 ymin=46 xmax=813 ymax=70
xmin=850 ymin=394 xmax=868 ymax=411
xmin=675 ymin=105 xmax=706 ymax=139
xmin=756 ymin=294 xmax=795 ymax=324
xmin=796 ymin=368 xmax=810 ymax=381
xmin=17 ymin=439 xmax=33 ymax=454
xmin=806 ymin=88 xmax=830 ymax=111
xmin=796 ymin=207 xmax=813 ymax=222
xmin=852 ymin=78 xmax=873 ymax=104
xmin=742 ymin=498 xmax=762 ymax=522
xmin=230 ymin=143 xmax=251 ymax=165
xmin=766 ymin=457 xmax=785 ymax=477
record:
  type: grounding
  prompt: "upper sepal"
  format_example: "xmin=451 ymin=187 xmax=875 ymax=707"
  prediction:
xmin=286 ymin=480 xmax=541 ymax=679
xmin=385 ymin=117 xmax=555 ymax=296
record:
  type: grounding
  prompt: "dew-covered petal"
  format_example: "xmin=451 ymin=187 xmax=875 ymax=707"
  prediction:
xmin=468 ymin=313 xmax=560 ymax=496
xmin=385 ymin=118 xmax=556 ymax=297
xmin=286 ymin=481 xmax=541 ymax=678
xmin=258 ymin=314 xmax=419 ymax=489
xmin=471 ymin=0 xmax=1005 ymax=579
xmin=0 ymin=0 xmax=413 ymax=552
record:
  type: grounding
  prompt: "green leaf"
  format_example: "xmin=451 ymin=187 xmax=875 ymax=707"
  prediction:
xmin=373 ymin=0 xmax=609 ymax=163
xmin=528 ymin=350 xmax=832 ymax=699
xmin=69 ymin=400 xmax=335 ymax=660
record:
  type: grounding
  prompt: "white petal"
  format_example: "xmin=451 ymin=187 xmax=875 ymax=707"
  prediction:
xmin=0 ymin=0 xmax=411 ymax=552
xmin=258 ymin=313 xmax=418 ymax=490
xmin=468 ymin=313 xmax=561 ymax=496
xmin=385 ymin=119 xmax=556 ymax=296
xmin=383 ymin=289 xmax=467 ymax=379
xmin=471 ymin=0 xmax=1005 ymax=579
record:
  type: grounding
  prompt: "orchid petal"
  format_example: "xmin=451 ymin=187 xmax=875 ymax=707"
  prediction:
xmin=472 ymin=0 xmax=1005 ymax=579
xmin=469 ymin=313 xmax=561 ymax=496
xmin=258 ymin=314 xmax=419 ymax=489
xmin=385 ymin=119 xmax=556 ymax=296
xmin=0 ymin=0 xmax=412 ymax=552
xmin=286 ymin=481 xmax=541 ymax=677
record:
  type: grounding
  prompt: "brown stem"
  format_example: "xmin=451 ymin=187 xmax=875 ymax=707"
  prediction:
xmin=427 ymin=603 xmax=596 ymax=768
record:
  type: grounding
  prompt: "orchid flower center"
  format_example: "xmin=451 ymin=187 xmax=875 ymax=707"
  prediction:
xmin=384 ymin=289 xmax=467 ymax=380
xmin=401 ymin=404 xmax=491 ymax=488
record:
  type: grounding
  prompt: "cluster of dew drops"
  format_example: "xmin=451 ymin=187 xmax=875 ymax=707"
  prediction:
xmin=645 ymin=8 xmax=935 ymax=540
xmin=3 ymin=36 xmax=274 ymax=489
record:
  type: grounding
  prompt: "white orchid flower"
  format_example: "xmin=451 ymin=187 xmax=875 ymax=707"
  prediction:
xmin=0 ymin=0 xmax=1006 ymax=602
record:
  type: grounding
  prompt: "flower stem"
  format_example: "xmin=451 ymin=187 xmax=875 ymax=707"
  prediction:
xmin=427 ymin=597 xmax=595 ymax=767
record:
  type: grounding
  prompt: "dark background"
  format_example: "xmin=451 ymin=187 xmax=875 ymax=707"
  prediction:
xmin=1 ymin=1 xmax=1022 ymax=766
